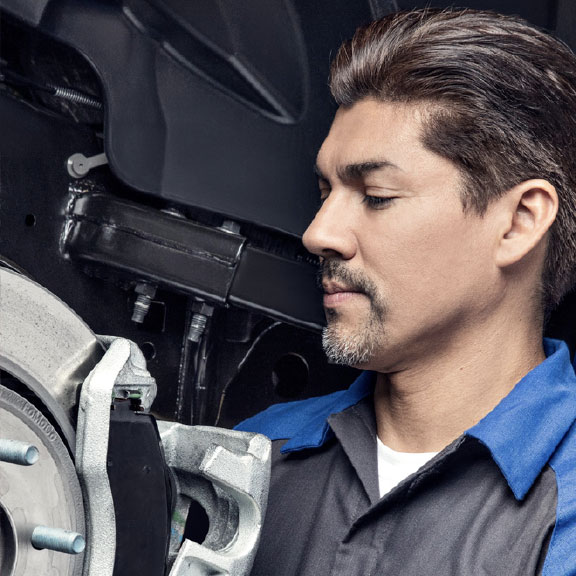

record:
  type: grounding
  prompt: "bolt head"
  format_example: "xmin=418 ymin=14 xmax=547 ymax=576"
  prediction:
xmin=192 ymin=301 xmax=214 ymax=316
xmin=134 ymin=283 xmax=157 ymax=298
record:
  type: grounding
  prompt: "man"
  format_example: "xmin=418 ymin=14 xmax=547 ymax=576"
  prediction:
xmin=237 ymin=8 xmax=576 ymax=574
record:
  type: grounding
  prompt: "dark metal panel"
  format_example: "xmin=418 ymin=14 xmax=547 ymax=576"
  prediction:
xmin=229 ymin=246 xmax=324 ymax=330
xmin=0 ymin=0 xmax=375 ymax=236
xmin=65 ymin=190 xmax=325 ymax=329
xmin=0 ymin=93 xmax=186 ymax=422
xmin=67 ymin=192 xmax=245 ymax=303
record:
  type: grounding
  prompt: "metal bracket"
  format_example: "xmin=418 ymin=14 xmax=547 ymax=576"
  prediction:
xmin=67 ymin=152 xmax=108 ymax=179
xmin=158 ymin=422 xmax=271 ymax=576
xmin=99 ymin=335 xmax=157 ymax=411
xmin=75 ymin=335 xmax=269 ymax=576
xmin=76 ymin=336 xmax=157 ymax=576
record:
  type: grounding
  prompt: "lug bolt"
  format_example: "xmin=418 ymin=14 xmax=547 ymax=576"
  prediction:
xmin=31 ymin=526 xmax=86 ymax=555
xmin=0 ymin=440 xmax=39 ymax=466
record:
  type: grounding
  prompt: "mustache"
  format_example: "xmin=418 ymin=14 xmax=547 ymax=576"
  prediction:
xmin=318 ymin=260 xmax=377 ymax=297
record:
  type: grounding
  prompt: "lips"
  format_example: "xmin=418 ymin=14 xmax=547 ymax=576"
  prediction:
xmin=322 ymin=281 xmax=356 ymax=295
xmin=322 ymin=281 xmax=364 ymax=307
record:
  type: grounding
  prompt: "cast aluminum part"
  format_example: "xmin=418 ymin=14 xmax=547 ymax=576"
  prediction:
xmin=99 ymin=335 xmax=157 ymax=411
xmin=77 ymin=336 xmax=270 ymax=576
xmin=75 ymin=335 xmax=156 ymax=575
xmin=158 ymin=422 xmax=271 ymax=576
xmin=76 ymin=337 xmax=134 ymax=576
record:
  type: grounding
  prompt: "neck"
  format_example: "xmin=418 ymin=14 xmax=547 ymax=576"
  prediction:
xmin=373 ymin=314 xmax=545 ymax=453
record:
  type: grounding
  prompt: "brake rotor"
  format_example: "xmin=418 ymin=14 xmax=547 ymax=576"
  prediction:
xmin=0 ymin=384 xmax=85 ymax=575
xmin=0 ymin=266 xmax=98 ymax=574
xmin=0 ymin=266 xmax=103 ymax=451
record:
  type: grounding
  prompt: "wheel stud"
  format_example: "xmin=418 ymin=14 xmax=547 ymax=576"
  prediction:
xmin=31 ymin=526 xmax=86 ymax=554
xmin=0 ymin=440 xmax=39 ymax=466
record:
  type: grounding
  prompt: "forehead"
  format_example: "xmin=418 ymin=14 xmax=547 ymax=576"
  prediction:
xmin=316 ymin=99 xmax=438 ymax=177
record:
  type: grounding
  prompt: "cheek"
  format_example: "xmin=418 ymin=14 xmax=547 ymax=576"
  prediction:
xmin=368 ymin=211 xmax=493 ymax=296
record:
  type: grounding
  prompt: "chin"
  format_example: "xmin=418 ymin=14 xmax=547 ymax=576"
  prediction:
xmin=322 ymin=319 xmax=384 ymax=368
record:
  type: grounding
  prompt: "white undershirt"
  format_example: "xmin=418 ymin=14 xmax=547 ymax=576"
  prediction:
xmin=377 ymin=437 xmax=438 ymax=497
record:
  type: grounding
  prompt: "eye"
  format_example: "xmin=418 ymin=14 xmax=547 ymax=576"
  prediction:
xmin=362 ymin=195 xmax=395 ymax=208
xmin=319 ymin=187 xmax=331 ymax=205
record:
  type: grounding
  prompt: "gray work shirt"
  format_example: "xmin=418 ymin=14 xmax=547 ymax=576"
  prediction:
xmin=237 ymin=339 xmax=576 ymax=575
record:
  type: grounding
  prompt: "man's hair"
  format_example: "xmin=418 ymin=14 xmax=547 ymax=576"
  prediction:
xmin=330 ymin=9 xmax=576 ymax=311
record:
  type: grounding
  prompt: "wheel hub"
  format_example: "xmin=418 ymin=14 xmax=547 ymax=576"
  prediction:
xmin=0 ymin=384 xmax=85 ymax=575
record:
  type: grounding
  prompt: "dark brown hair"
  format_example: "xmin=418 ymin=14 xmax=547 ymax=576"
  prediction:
xmin=330 ymin=9 xmax=576 ymax=310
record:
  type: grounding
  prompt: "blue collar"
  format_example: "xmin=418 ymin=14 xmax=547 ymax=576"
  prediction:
xmin=235 ymin=370 xmax=374 ymax=451
xmin=236 ymin=338 xmax=576 ymax=501
xmin=466 ymin=338 xmax=576 ymax=500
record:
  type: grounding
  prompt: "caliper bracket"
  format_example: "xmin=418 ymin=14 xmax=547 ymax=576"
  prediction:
xmin=75 ymin=336 xmax=270 ymax=576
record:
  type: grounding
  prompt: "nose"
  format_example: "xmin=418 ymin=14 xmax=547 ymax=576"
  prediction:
xmin=302 ymin=192 xmax=357 ymax=260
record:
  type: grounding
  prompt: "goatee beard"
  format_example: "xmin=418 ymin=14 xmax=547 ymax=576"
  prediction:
xmin=319 ymin=260 xmax=387 ymax=367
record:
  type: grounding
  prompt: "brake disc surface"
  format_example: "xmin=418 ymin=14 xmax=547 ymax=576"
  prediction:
xmin=0 ymin=384 xmax=85 ymax=575
xmin=0 ymin=267 xmax=103 ymax=451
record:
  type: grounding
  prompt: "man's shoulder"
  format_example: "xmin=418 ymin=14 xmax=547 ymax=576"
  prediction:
xmin=234 ymin=370 xmax=375 ymax=444
xmin=234 ymin=390 xmax=349 ymax=441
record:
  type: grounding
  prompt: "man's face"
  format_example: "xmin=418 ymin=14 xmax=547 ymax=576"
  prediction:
xmin=303 ymin=99 xmax=502 ymax=371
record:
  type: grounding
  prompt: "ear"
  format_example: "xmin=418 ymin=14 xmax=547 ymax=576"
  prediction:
xmin=495 ymin=179 xmax=558 ymax=269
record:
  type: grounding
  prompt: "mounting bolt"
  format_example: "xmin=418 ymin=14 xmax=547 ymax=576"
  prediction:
xmin=188 ymin=313 xmax=208 ymax=343
xmin=31 ymin=526 xmax=86 ymax=555
xmin=161 ymin=207 xmax=185 ymax=219
xmin=219 ymin=219 xmax=241 ymax=234
xmin=0 ymin=440 xmax=39 ymax=466
xmin=131 ymin=283 xmax=157 ymax=324
xmin=188 ymin=301 xmax=214 ymax=343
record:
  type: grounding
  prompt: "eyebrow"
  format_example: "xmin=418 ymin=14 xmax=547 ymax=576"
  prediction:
xmin=314 ymin=160 xmax=400 ymax=183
